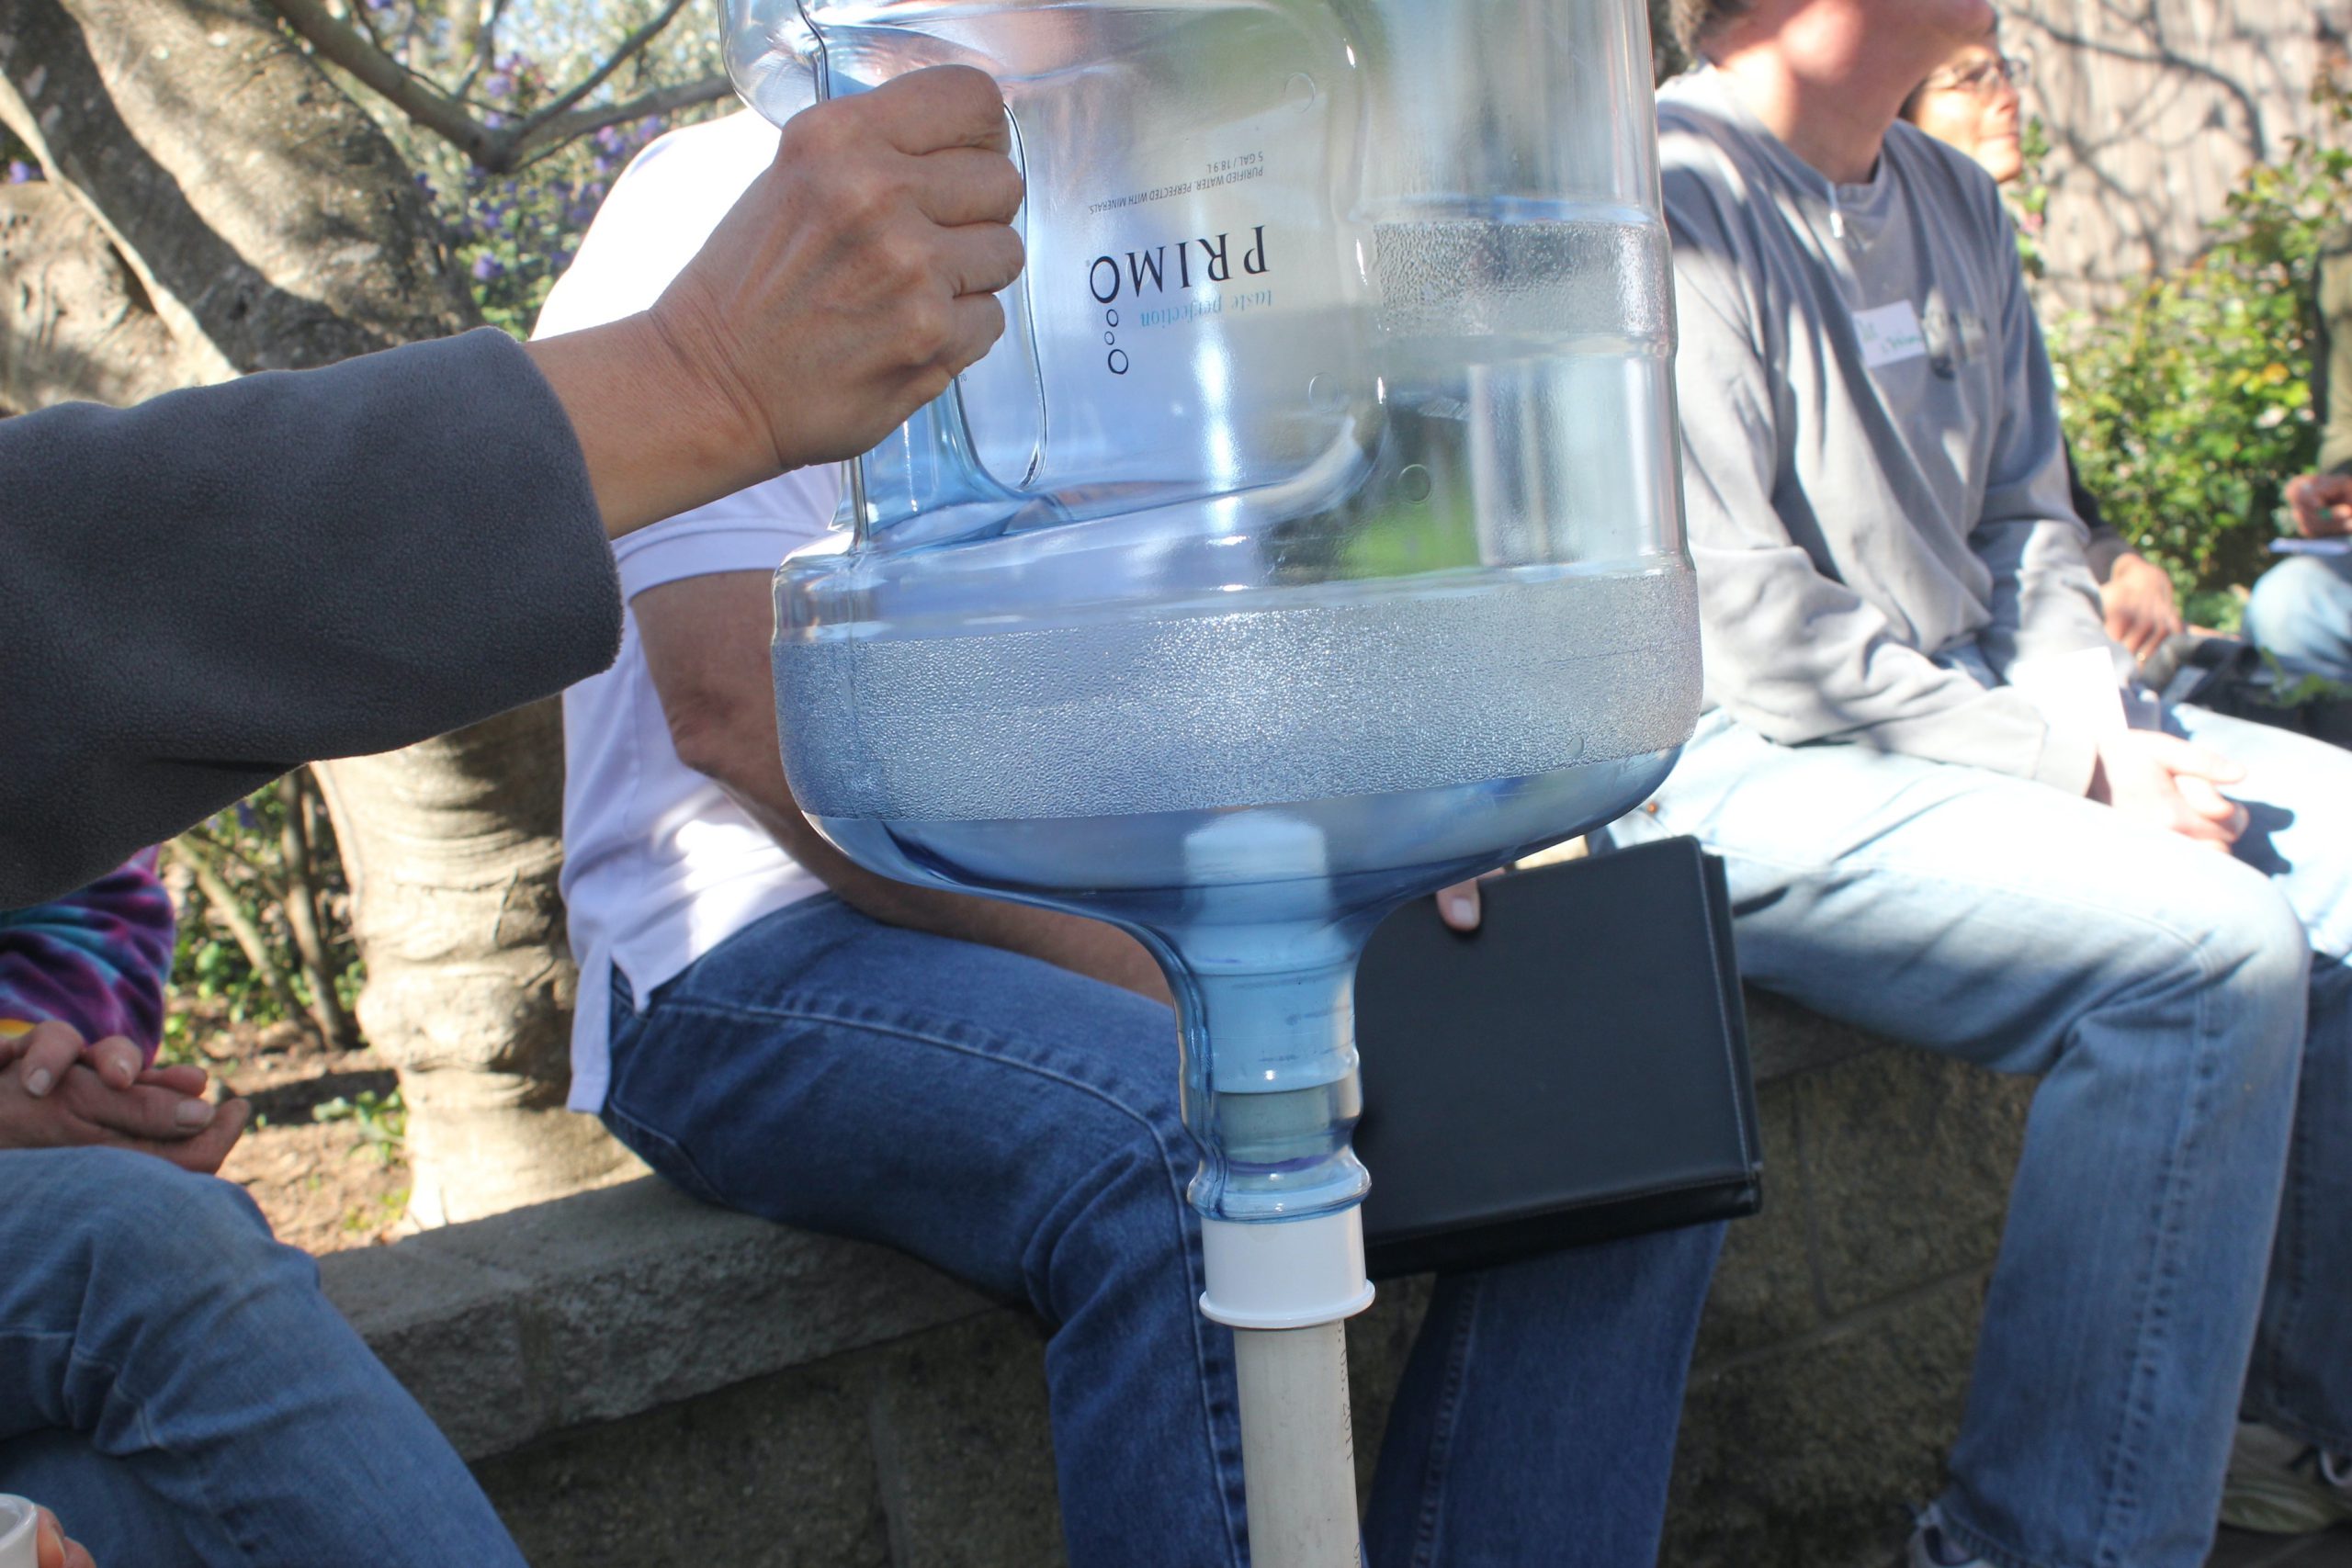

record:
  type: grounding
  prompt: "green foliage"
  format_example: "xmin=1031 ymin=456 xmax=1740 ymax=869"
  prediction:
xmin=312 ymin=1088 xmax=408 ymax=1164
xmin=164 ymin=773 xmax=361 ymax=1052
xmin=2008 ymin=118 xmax=2051 ymax=280
xmin=2262 ymin=655 xmax=2352 ymax=709
xmin=2052 ymin=81 xmax=2352 ymax=601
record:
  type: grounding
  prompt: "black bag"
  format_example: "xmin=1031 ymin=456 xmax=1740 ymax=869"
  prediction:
xmin=1353 ymin=835 xmax=1762 ymax=1280
xmin=2138 ymin=633 xmax=2352 ymax=749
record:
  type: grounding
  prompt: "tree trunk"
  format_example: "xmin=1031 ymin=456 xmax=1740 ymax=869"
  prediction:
xmin=313 ymin=707 xmax=640 ymax=1227
xmin=0 ymin=184 xmax=220 ymax=413
xmin=0 ymin=0 xmax=631 ymax=1220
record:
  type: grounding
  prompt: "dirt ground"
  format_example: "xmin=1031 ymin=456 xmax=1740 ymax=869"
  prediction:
xmin=175 ymin=1001 xmax=412 ymax=1255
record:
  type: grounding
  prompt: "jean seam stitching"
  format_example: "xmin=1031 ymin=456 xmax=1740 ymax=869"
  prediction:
xmin=644 ymin=993 xmax=1171 ymax=1123
xmin=602 ymin=1096 xmax=729 ymax=1208
xmin=2089 ymin=934 xmax=2225 ymax=1565
xmin=68 ymin=1346 xmax=266 ymax=1566
xmin=2257 ymin=1055 xmax=2313 ymax=1436
xmin=2255 ymin=963 xmax=2352 ymax=1447
xmin=1408 ymin=1277 xmax=1483 ymax=1568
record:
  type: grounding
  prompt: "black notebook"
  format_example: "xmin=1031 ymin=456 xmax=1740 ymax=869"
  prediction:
xmin=1354 ymin=835 xmax=1762 ymax=1280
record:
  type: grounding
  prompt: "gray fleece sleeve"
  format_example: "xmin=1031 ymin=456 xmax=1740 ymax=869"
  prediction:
xmin=1966 ymin=200 xmax=2117 ymax=691
xmin=1665 ymin=176 xmax=2097 ymax=792
xmin=0 ymin=328 xmax=621 ymax=907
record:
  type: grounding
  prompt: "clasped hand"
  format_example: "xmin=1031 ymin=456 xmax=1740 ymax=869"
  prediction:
xmin=2286 ymin=471 xmax=2352 ymax=538
xmin=0 ymin=1020 xmax=249 ymax=1172
xmin=2089 ymin=730 xmax=2250 ymax=850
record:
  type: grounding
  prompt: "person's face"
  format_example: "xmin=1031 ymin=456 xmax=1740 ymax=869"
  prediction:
xmin=1909 ymin=38 xmax=2026 ymax=184
xmin=1769 ymin=0 xmax=1996 ymax=97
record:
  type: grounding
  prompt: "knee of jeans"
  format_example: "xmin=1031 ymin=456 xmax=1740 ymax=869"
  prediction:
xmin=58 ymin=1152 xmax=290 ymax=1290
xmin=2247 ymin=558 xmax=2352 ymax=653
xmin=2176 ymin=877 xmax=2313 ymax=1073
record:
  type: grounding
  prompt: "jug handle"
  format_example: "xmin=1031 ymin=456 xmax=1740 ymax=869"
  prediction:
xmin=722 ymin=3 xmax=1054 ymax=540
xmin=841 ymin=101 xmax=1047 ymax=547
xmin=721 ymin=0 xmax=820 ymax=126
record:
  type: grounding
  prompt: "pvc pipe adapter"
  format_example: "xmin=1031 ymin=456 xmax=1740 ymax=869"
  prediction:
xmin=1199 ymin=1210 xmax=1376 ymax=1330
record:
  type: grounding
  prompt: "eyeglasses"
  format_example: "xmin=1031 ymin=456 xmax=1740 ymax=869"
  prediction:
xmin=1919 ymin=54 xmax=2029 ymax=96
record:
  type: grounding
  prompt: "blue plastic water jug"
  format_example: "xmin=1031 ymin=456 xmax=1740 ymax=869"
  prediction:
xmin=733 ymin=0 xmax=1698 ymax=1327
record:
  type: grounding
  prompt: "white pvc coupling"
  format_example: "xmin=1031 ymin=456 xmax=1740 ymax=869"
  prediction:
xmin=1199 ymin=1209 xmax=1376 ymax=1330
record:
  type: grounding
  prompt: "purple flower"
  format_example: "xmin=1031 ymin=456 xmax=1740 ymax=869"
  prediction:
xmin=4 ymin=160 xmax=39 ymax=184
xmin=470 ymin=254 xmax=504 ymax=282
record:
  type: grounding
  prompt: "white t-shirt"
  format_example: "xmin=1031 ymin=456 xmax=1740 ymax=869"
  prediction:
xmin=537 ymin=111 xmax=841 ymax=1112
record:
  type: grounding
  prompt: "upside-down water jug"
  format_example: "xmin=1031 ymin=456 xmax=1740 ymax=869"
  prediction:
xmin=728 ymin=3 xmax=1696 ymax=1559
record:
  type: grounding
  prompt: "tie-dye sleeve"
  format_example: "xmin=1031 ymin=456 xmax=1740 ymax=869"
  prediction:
xmin=0 ymin=848 xmax=177 ymax=1059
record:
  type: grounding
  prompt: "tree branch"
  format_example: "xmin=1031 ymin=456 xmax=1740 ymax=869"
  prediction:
xmin=521 ymin=0 xmax=697 ymax=129
xmin=262 ymin=0 xmax=500 ymax=162
xmin=454 ymin=0 xmax=512 ymax=100
xmin=260 ymin=0 xmax=724 ymax=172
xmin=508 ymin=73 xmax=734 ymax=167
xmin=169 ymin=839 xmax=305 ymax=1029
xmin=279 ymin=769 xmax=361 ymax=1051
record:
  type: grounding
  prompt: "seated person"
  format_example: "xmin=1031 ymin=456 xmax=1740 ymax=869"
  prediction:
xmin=2245 ymin=230 xmax=2352 ymax=683
xmin=1896 ymin=28 xmax=2186 ymax=662
xmin=0 ymin=851 xmax=175 ymax=1063
xmin=541 ymin=102 xmax=1724 ymax=1568
xmin=0 ymin=78 xmax=1031 ymax=1562
xmin=1640 ymin=3 xmax=2352 ymax=1563
xmin=0 ymin=867 xmax=535 ymax=1567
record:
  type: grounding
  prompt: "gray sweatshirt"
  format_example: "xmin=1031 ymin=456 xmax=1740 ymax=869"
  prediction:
xmin=1658 ymin=69 xmax=2113 ymax=794
xmin=0 ymin=329 xmax=621 ymax=908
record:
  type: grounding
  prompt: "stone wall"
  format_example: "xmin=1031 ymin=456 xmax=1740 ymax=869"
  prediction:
xmin=322 ymin=993 xmax=2036 ymax=1566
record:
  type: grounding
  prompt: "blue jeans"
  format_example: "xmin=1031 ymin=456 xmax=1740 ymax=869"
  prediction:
xmin=2245 ymin=553 xmax=2352 ymax=686
xmin=1612 ymin=705 xmax=2352 ymax=1568
xmin=604 ymin=898 xmax=1724 ymax=1568
xmin=0 ymin=1146 xmax=526 ymax=1567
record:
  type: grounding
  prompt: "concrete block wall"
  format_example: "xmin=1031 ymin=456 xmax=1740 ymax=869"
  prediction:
xmin=320 ymin=992 xmax=2033 ymax=1567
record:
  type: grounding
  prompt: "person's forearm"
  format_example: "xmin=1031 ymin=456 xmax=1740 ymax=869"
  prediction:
xmin=701 ymin=737 xmax=1171 ymax=1004
xmin=524 ymin=318 xmax=776 ymax=542
xmin=0 ymin=331 xmax=620 ymax=910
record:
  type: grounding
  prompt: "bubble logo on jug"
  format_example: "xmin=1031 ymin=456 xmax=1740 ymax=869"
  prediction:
xmin=1086 ymin=226 xmax=1272 ymax=375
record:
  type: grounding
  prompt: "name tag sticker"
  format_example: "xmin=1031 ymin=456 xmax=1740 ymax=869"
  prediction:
xmin=1855 ymin=299 xmax=1928 ymax=369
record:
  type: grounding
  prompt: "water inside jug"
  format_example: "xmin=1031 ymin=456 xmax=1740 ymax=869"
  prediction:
xmin=740 ymin=0 xmax=1699 ymax=1246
